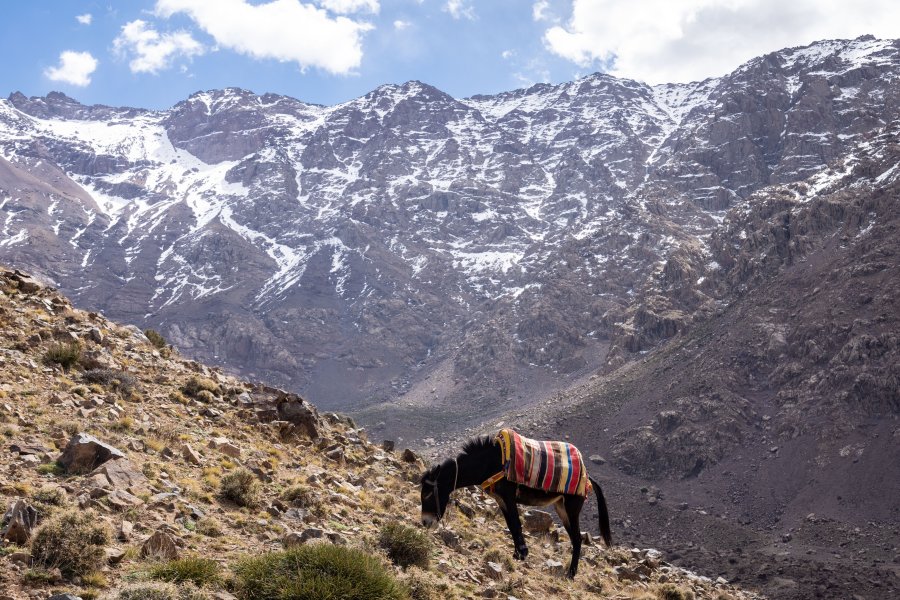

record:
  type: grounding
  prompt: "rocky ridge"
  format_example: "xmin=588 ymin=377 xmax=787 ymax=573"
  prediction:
xmin=0 ymin=268 xmax=761 ymax=599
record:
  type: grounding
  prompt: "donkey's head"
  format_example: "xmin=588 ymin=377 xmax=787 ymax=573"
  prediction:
xmin=419 ymin=460 xmax=454 ymax=528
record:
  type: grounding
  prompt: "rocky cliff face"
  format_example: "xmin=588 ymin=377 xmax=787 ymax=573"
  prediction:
xmin=0 ymin=36 xmax=897 ymax=433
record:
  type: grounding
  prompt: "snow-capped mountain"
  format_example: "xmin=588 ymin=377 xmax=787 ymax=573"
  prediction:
xmin=1 ymin=36 xmax=898 ymax=422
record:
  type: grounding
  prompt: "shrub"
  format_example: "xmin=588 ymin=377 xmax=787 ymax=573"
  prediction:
xmin=378 ymin=522 xmax=431 ymax=569
xmin=282 ymin=484 xmax=321 ymax=509
xmin=83 ymin=368 xmax=137 ymax=396
xmin=232 ymin=544 xmax=408 ymax=600
xmin=116 ymin=582 xmax=210 ymax=600
xmin=182 ymin=376 xmax=220 ymax=398
xmin=149 ymin=556 xmax=220 ymax=587
xmin=30 ymin=509 xmax=110 ymax=577
xmin=195 ymin=518 xmax=224 ymax=538
xmin=400 ymin=567 xmax=447 ymax=600
xmin=144 ymin=329 xmax=167 ymax=349
xmin=44 ymin=342 xmax=82 ymax=370
xmin=195 ymin=390 xmax=216 ymax=404
xmin=657 ymin=584 xmax=696 ymax=600
xmin=219 ymin=469 xmax=261 ymax=508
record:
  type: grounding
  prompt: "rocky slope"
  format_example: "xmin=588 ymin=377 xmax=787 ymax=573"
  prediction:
xmin=0 ymin=267 xmax=762 ymax=600
xmin=472 ymin=120 xmax=900 ymax=600
xmin=0 ymin=37 xmax=897 ymax=431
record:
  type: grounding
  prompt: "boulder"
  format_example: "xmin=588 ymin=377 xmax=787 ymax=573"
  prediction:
xmin=381 ymin=440 xmax=395 ymax=452
xmin=588 ymin=454 xmax=606 ymax=465
xmin=47 ymin=595 xmax=83 ymax=600
xmin=90 ymin=459 xmax=148 ymax=493
xmin=209 ymin=437 xmax=241 ymax=458
xmin=141 ymin=530 xmax=179 ymax=560
xmin=484 ymin=561 xmax=504 ymax=580
xmin=523 ymin=509 xmax=554 ymax=534
xmin=401 ymin=448 xmax=419 ymax=463
xmin=181 ymin=444 xmax=202 ymax=465
xmin=544 ymin=559 xmax=565 ymax=575
xmin=1 ymin=499 xmax=39 ymax=544
xmin=276 ymin=396 xmax=320 ymax=439
xmin=58 ymin=433 xmax=125 ymax=473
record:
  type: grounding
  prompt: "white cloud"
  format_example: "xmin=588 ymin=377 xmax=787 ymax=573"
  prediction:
xmin=319 ymin=0 xmax=379 ymax=13
xmin=444 ymin=0 xmax=475 ymax=20
xmin=501 ymin=49 xmax=515 ymax=60
xmin=44 ymin=51 xmax=98 ymax=86
xmin=532 ymin=1 xmax=550 ymax=22
xmin=113 ymin=20 xmax=205 ymax=74
xmin=393 ymin=19 xmax=411 ymax=30
xmin=545 ymin=0 xmax=900 ymax=84
xmin=76 ymin=13 xmax=93 ymax=25
xmin=155 ymin=0 xmax=373 ymax=75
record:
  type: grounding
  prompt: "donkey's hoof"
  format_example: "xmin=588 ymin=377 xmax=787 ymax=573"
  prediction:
xmin=513 ymin=546 xmax=529 ymax=560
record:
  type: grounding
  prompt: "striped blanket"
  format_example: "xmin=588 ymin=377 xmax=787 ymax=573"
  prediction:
xmin=496 ymin=429 xmax=589 ymax=497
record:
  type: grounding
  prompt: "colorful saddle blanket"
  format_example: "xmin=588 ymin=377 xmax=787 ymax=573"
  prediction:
xmin=496 ymin=429 xmax=588 ymax=497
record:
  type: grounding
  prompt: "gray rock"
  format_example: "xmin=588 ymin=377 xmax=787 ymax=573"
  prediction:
xmin=2 ymin=499 xmax=38 ymax=543
xmin=58 ymin=433 xmax=125 ymax=473
xmin=523 ymin=509 xmax=553 ymax=534
xmin=141 ymin=530 xmax=179 ymax=560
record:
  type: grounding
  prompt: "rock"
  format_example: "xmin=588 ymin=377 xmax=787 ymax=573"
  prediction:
xmin=8 ymin=551 xmax=30 ymax=565
xmin=588 ymin=454 xmax=606 ymax=465
xmin=782 ymin=533 xmax=793 ymax=542
xmin=58 ymin=433 xmax=125 ymax=473
xmin=141 ymin=530 xmax=179 ymax=560
xmin=523 ymin=509 xmax=553 ymax=534
xmin=440 ymin=528 xmax=461 ymax=549
xmin=106 ymin=489 xmax=144 ymax=511
xmin=580 ymin=531 xmax=592 ymax=545
xmin=209 ymin=437 xmax=241 ymax=458
xmin=276 ymin=395 xmax=321 ymax=439
xmin=90 ymin=459 xmax=148 ymax=493
xmin=211 ymin=593 xmax=238 ymax=600
xmin=105 ymin=547 xmax=126 ymax=565
xmin=47 ymin=595 xmax=83 ymax=600
xmin=119 ymin=520 xmax=134 ymax=541
xmin=325 ymin=447 xmax=345 ymax=462
xmin=2 ymin=499 xmax=39 ymax=543
xmin=181 ymin=444 xmax=202 ymax=465
xmin=401 ymin=448 xmax=418 ymax=463
xmin=299 ymin=528 xmax=325 ymax=543
xmin=484 ymin=561 xmax=504 ymax=580
xmin=15 ymin=275 xmax=42 ymax=293
xmin=544 ymin=559 xmax=565 ymax=575
xmin=614 ymin=565 xmax=640 ymax=581
xmin=381 ymin=440 xmax=395 ymax=452
xmin=88 ymin=328 xmax=103 ymax=344
xmin=282 ymin=531 xmax=305 ymax=548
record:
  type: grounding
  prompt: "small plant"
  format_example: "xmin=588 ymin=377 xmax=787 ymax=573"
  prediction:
xmin=30 ymin=509 xmax=110 ymax=577
xmin=36 ymin=462 xmax=66 ymax=476
xmin=150 ymin=556 xmax=221 ymax=587
xmin=195 ymin=389 xmax=216 ymax=403
xmin=83 ymin=368 xmax=137 ymax=396
xmin=116 ymin=582 xmax=210 ymax=600
xmin=219 ymin=468 xmax=261 ymax=508
xmin=484 ymin=548 xmax=514 ymax=571
xmin=378 ymin=521 xmax=431 ymax=569
xmin=182 ymin=376 xmax=220 ymax=399
xmin=144 ymin=328 xmax=167 ymax=349
xmin=282 ymin=484 xmax=321 ymax=509
xmin=196 ymin=517 xmax=224 ymax=538
xmin=44 ymin=342 xmax=82 ymax=370
xmin=657 ymin=584 xmax=696 ymax=600
xmin=232 ymin=544 xmax=407 ymax=600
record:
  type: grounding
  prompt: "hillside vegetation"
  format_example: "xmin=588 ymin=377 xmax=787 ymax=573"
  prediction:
xmin=0 ymin=268 xmax=761 ymax=600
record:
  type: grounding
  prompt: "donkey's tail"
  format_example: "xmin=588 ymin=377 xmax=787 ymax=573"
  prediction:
xmin=589 ymin=476 xmax=612 ymax=547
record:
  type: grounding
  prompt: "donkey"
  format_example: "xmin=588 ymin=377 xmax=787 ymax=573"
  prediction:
xmin=420 ymin=434 xmax=612 ymax=578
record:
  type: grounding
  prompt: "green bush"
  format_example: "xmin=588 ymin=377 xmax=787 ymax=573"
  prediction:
xmin=117 ymin=581 xmax=210 ymax=600
xmin=144 ymin=329 xmax=167 ymax=349
xmin=219 ymin=469 xmax=261 ymax=508
xmin=44 ymin=342 xmax=82 ymax=370
xmin=149 ymin=556 xmax=221 ymax=587
xmin=282 ymin=484 xmax=321 ymax=509
xmin=30 ymin=509 xmax=110 ymax=577
xmin=232 ymin=544 xmax=408 ymax=600
xmin=83 ymin=368 xmax=138 ymax=395
xmin=378 ymin=522 xmax=431 ymax=569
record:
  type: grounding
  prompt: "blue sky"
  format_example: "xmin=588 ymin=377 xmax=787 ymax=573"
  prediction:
xmin=1 ymin=0 xmax=898 ymax=110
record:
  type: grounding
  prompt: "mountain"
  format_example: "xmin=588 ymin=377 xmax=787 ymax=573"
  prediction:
xmin=1 ymin=37 xmax=896 ymax=434
xmin=0 ymin=267 xmax=763 ymax=599
xmin=2 ymin=35 xmax=899 ymax=600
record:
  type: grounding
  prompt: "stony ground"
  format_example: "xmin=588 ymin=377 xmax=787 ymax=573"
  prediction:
xmin=0 ymin=267 xmax=764 ymax=600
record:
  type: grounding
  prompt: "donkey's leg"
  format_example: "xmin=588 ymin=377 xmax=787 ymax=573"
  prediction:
xmin=493 ymin=486 xmax=528 ymax=560
xmin=555 ymin=494 xmax=585 ymax=578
